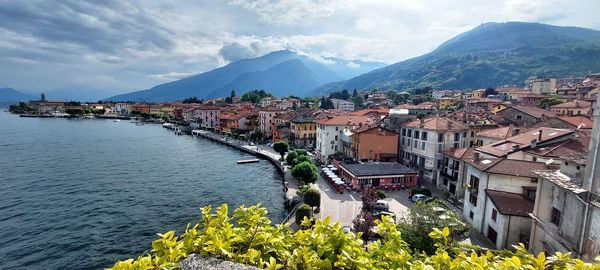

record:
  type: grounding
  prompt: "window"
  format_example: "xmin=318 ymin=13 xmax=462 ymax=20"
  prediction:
xmin=408 ymin=129 xmax=412 ymax=138
xmin=335 ymin=127 xmax=339 ymax=131
xmin=414 ymin=131 xmax=420 ymax=139
xmin=402 ymin=128 xmax=406 ymax=136
xmin=414 ymin=140 xmax=417 ymax=148
xmin=454 ymin=132 xmax=460 ymax=141
xmin=421 ymin=142 xmax=426 ymax=150
xmin=335 ymin=135 xmax=338 ymax=141
xmin=469 ymin=211 xmax=474 ymax=219
xmin=422 ymin=132 xmax=428 ymax=140
xmin=516 ymin=114 xmax=522 ymax=120
xmin=437 ymin=133 xmax=444 ymax=142
xmin=523 ymin=187 xmax=536 ymax=202
xmin=463 ymin=131 xmax=467 ymax=138
xmin=453 ymin=143 xmax=459 ymax=149
xmin=551 ymin=207 xmax=561 ymax=226
xmin=402 ymin=138 xmax=405 ymax=145
xmin=491 ymin=209 xmax=497 ymax=221
xmin=469 ymin=194 xmax=477 ymax=206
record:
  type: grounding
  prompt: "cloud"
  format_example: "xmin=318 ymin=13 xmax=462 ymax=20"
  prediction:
xmin=219 ymin=42 xmax=258 ymax=62
xmin=0 ymin=0 xmax=598 ymax=95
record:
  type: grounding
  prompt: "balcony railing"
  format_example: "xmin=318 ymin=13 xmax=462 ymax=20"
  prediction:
xmin=440 ymin=170 xmax=458 ymax=181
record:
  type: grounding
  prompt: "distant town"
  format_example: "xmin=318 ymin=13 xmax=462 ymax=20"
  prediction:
xmin=8 ymin=72 xmax=600 ymax=261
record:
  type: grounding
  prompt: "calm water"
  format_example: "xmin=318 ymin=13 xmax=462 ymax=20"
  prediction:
xmin=0 ymin=107 xmax=286 ymax=269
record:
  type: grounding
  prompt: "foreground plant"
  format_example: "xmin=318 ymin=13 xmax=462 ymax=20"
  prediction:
xmin=109 ymin=204 xmax=600 ymax=270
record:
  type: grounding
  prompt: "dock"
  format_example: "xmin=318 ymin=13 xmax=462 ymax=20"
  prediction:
xmin=237 ymin=159 xmax=260 ymax=164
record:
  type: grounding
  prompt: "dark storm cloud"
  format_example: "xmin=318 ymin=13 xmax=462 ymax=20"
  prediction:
xmin=218 ymin=42 xmax=257 ymax=62
xmin=0 ymin=0 xmax=174 ymax=54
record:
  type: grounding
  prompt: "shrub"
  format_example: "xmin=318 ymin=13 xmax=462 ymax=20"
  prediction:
xmin=109 ymin=204 xmax=599 ymax=270
xmin=377 ymin=190 xmax=386 ymax=199
xmin=303 ymin=188 xmax=321 ymax=208
xmin=295 ymin=203 xmax=313 ymax=225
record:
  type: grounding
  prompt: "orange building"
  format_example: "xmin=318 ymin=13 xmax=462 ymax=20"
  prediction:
xmin=350 ymin=125 xmax=399 ymax=162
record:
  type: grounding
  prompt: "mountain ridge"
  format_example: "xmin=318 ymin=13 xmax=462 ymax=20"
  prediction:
xmin=106 ymin=50 xmax=385 ymax=101
xmin=312 ymin=22 xmax=600 ymax=95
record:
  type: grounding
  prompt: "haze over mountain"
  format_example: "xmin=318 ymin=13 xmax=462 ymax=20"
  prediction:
xmin=313 ymin=22 xmax=600 ymax=95
xmin=106 ymin=51 xmax=384 ymax=102
xmin=0 ymin=88 xmax=36 ymax=102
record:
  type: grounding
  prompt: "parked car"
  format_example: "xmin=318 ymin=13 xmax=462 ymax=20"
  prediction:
xmin=411 ymin=194 xmax=432 ymax=203
xmin=373 ymin=210 xmax=396 ymax=221
xmin=373 ymin=200 xmax=389 ymax=211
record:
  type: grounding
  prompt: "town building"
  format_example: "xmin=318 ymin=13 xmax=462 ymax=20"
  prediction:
xmin=474 ymin=126 xmax=525 ymax=146
xmin=495 ymin=105 xmax=560 ymax=127
xmin=399 ymin=116 xmax=470 ymax=185
xmin=315 ymin=115 xmax=374 ymax=162
xmin=335 ymin=162 xmax=419 ymax=189
xmin=289 ymin=115 xmax=317 ymax=149
xmin=528 ymin=78 xmax=556 ymax=94
xmin=461 ymin=156 xmax=546 ymax=249
xmin=529 ymin=94 xmax=600 ymax=261
xmin=438 ymin=147 xmax=475 ymax=199
xmin=258 ymin=107 xmax=285 ymax=138
xmin=438 ymin=97 xmax=458 ymax=109
xmin=472 ymin=89 xmax=486 ymax=99
xmin=194 ymin=105 xmax=221 ymax=129
xmin=331 ymin=98 xmax=355 ymax=111
xmin=550 ymin=100 xmax=592 ymax=116
xmin=349 ymin=125 xmax=399 ymax=162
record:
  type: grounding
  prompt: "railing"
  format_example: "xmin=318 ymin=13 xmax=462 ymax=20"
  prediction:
xmin=440 ymin=170 xmax=458 ymax=181
xmin=281 ymin=202 xmax=300 ymax=225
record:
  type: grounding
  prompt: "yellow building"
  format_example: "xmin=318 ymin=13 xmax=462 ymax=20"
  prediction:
xmin=160 ymin=105 xmax=175 ymax=116
xmin=491 ymin=103 xmax=508 ymax=114
xmin=472 ymin=89 xmax=486 ymax=99
xmin=438 ymin=97 xmax=458 ymax=109
xmin=290 ymin=116 xmax=317 ymax=148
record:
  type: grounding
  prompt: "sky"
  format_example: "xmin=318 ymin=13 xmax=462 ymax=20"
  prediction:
xmin=0 ymin=0 xmax=599 ymax=97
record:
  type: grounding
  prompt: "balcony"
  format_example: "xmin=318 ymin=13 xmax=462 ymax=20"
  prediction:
xmin=440 ymin=170 xmax=458 ymax=182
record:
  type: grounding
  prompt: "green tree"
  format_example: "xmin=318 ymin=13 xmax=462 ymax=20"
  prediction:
xmin=417 ymin=112 xmax=426 ymax=120
xmin=285 ymin=150 xmax=298 ymax=165
xmin=319 ymin=97 xmax=334 ymax=109
xmin=397 ymin=200 xmax=470 ymax=254
xmin=352 ymin=89 xmax=358 ymax=97
xmin=272 ymin=141 xmax=288 ymax=160
xmin=230 ymin=89 xmax=236 ymax=98
xmin=538 ymin=98 xmax=563 ymax=109
xmin=291 ymin=161 xmax=318 ymax=184
xmin=303 ymin=188 xmax=321 ymax=209
xmin=291 ymin=155 xmax=311 ymax=168
xmin=295 ymin=203 xmax=313 ymax=225
xmin=353 ymin=95 xmax=364 ymax=109
xmin=484 ymin=87 xmax=498 ymax=97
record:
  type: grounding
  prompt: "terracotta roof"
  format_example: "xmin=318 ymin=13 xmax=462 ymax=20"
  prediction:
xmin=402 ymin=116 xmax=469 ymax=131
xmin=524 ymin=132 xmax=589 ymax=158
xmin=504 ymin=105 xmax=557 ymax=119
xmin=485 ymin=159 xmax=546 ymax=178
xmin=476 ymin=126 xmax=528 ymax=140
xmin=259 ymin=106 xmax=286 ymax=112
xmin=476 ymin=127 xmax=574 ymax=157
xmin=350 ymin=108 xmax=390 ymax=116
xmin=534 ymin=170 xmax=587 ymax=193
xmin=315 ymin=115 xmax=374 ymax=126
xmin=550 ymin=100 xmax=591 ymax=109
xmin=442 ymin=147 xmax=475 ymax=160
xmin=467 ymin=98 xmax=502 ymax=104
xmin=485 ymin=190 xmax=534 ymax=217
xmin=353 ymin=124 xmax=398 ymax=134
xmin=340 ymin=162 xmax=417 ymax=177
xmin=558 ymin=116 xmax=593 ymax=129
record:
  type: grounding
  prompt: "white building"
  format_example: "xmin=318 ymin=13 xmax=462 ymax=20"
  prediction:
xmin=461 ymin=156 xmax=546 ymax=249
xmin=193 ymin=105 xmax=221 ymax=129
xmin=259 ymin=97 xmax=275 ymax=108
xmin=315 ymin=115 xmax=374 ymax=162
xmin=112 ymin=103 xmax=131 ymax=115
xmin=528 ymin=78 xmax=556 ymax=95
xmin=258 ymin=107 xmax=285 ymax=137
xmin=399 ymin=116 xmax=470 ymax=185
xmin=529 ymin=94 xmax=600 ymax=261
xmin=331 ymin=98 xmax=355 ymax=112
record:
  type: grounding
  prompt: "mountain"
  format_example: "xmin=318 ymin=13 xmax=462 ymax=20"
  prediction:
xmin=106 ymin=50 xmax=385 ymax=102
xmin=312 ymin=22 xmax=600 ymax=95
xmin=0 ymin=88 xmax=36 ymax=102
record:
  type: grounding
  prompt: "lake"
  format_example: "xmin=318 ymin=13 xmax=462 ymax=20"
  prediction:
xmin=0 ymin=107 xmax=286 ymax=269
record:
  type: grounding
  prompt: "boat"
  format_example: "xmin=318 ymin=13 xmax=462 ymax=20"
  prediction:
xmin=113 ymin=119 xmax=120 ymax=122
xmin=237 ymin=159 xmax=260 ymax=164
